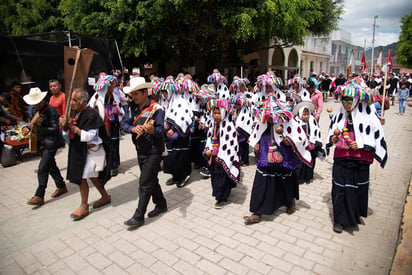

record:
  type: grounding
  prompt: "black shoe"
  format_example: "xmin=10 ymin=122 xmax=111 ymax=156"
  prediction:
xmin=214 ymin=200 xmax=227 ymax=209
xmin=333 ymin=223 xmax=343 ymax=233
xmin=111 ymin=168 xmax=118 ymax=177
xmin=177 ymin=175 xmax=190 ymax=188
xmin=200 ymin=167 xmax=210 ymax=177
xmin=166 ymin=178 xmax=175 ymax=186
xmin=124 ymin=217 xmax=144 ymax=228
xmin=148 ymin=207 xmax=168 ymax=218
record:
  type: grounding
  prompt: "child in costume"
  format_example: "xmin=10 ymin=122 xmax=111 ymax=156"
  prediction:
xmin=230 ymin=76 xmax=253 ymax=166
xmin=293 ymin=101 xmax=325 ymax=184
xmin=326 ymin=78 xmax=388 ymax=233
xmin=203 ymin=71 xmax=240 ymax=209
xmin=161 ymin=76 xmax=193 ymax=187
xmin=244 ymin=95 xmax=312 ymax=224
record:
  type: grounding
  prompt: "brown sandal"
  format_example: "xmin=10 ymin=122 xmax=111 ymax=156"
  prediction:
xmin=93 ymin=195 xmax=111 ymax=209
xmin=286 ymin=198 xmax=296 ymax=214
xmin=243 ymin=214 xmax=261 ymax=225
xmin=71 ymin=205 xmax=89 ymax=221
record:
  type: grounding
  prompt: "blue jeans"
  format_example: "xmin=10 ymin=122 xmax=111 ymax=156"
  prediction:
xmin=374 ymin=102 xmax=382 ymax=116
xmin=399 ymin=99 xmax=406 ymax=113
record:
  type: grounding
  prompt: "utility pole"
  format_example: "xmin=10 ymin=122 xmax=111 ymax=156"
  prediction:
xmin=371 ymin=15 xmax=378 ymax=75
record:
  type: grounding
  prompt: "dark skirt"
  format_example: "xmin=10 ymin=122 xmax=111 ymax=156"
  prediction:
xmin=332 ymin=160 xmax=370 ymax=227
xmin=163 ymin=136 xmax=192 ymax=181
xmin=210 ymin=161 xmax=236 ymax=201
xmin=296 ymin=150 xmax=317 ymax=183
xmin=189 ymin=136 xmax=208 ymax=167
xmin=239 ymin=139 xmax=250 ymax=165
xmin=249 ymin=166 xmax=298 ymax=215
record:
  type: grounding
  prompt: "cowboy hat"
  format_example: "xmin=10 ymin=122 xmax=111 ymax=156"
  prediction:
xmin=292 ymin=101 xmax=315 ymax=116
xmin=23 ymin=87 xmax=48 ymax=105
xmin=122 ymin=86 xmax=132 ymax=94
xmin=129 ymin=76 xmax=154 ymax=93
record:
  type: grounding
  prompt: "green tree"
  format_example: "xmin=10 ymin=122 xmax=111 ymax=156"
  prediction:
xmin=58 ymin=0 xmax=343 ymax=67
xmin=0 ymin=0 xmax=63 ymax=35
xmin=397 ymin=13 xmax=412 ymax=68
xmin=2 ymin=0 xmax=343 ymax=69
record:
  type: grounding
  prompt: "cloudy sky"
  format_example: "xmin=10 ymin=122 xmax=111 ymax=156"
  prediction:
xmin=339 ymin=0 xmax=412 ymax=47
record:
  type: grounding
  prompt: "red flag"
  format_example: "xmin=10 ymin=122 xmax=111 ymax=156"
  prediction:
xmin=387 ymin=50 xmax=393 ymax=73
xmin=361 ymin=50 xmax=366 ymax=72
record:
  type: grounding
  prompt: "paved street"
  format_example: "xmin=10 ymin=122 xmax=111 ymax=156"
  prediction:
xmin=0 ymin=99 xmax=411 ymax=274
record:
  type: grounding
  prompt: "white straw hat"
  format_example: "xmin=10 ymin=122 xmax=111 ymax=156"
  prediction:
xmin=129 ymin=77 xmax=154 ymax=93
xmin=23 ymin=87 xmax=48 ymax=105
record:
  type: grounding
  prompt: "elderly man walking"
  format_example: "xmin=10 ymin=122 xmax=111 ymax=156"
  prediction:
xmin=61 ymin=88 xmax=111 ymax=220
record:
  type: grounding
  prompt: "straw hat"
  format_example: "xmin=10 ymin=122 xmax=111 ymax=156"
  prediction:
xmin=129 ymin=77 xmax=154 ymax=93
xmin=23 ymin=87 xmax=48 ymax=105
xmin=292 ymin=101 xmax=315 ymax=116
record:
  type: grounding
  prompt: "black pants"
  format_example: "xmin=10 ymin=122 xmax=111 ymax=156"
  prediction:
xmin=35 ymin=146 xmax=65 ymax=198
xmin=133 ymin=152 xmax=167 ymax=219
xmin=110 ymin=138 xmax=120 ymax=169
xmin=239 ymin=140 xmax=249 ymax=165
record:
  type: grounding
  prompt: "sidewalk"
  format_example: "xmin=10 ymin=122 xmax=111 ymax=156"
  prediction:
xmin=0 ymin=100 xmax=411 ymax=274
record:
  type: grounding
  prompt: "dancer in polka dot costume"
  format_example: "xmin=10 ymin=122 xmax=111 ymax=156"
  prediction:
xmin=203 ymin=70 xmax=240 ymax=209
xmin=326 ymin=78 xmax=388 ymax=233
xmin=244 ymin=95 xmax=313 ymax=224
xmin=161 ymin=76 xmax=193 ymax=188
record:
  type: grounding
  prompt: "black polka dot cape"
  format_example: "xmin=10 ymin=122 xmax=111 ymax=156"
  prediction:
xmin=292 ymin=101 xmax=322 ymax=145
xmin=248 ymin=96 xmax=313 ymax=167
xmin=203 ymin=78 xmax=240 ymax=184
xmin=326 ymin=80 xmax=388 ymax=168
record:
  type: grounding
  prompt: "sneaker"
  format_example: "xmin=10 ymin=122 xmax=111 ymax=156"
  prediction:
xmin=214 ymin=200 xmax=227 ymax=209
xmin=177 ymin=175 xmax=190 ymax=188
xmin=166 ymin=178 xmax=175 ymax=186
xmin=200 ymin=167 xmax=211 ymax=177
xmin=333 ymin=223 xmax=343 ymax=233
xmin=51 ymin=187 xmax=68 ymax=198
xmin=111 ymin=168 xmax=118 ymax=177
xmin=27 ymin=196 xmax=44 ymax=206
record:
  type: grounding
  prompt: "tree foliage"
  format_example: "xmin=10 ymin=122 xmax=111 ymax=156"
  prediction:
xmin=2 ymin=0 xmax=343 ymax=68
xmin=0 ymin=0 xmax=63 ymax=35
xmin=397 ymin=13 xmax=412 ymax=68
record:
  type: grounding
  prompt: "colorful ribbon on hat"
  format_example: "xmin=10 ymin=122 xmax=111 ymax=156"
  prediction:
xmin=230 ymin=76 xmax=250 ymax=93
xmin=154 ymin=76 xmax=180 ymax=93
xmin=254 ymin=96 xmax=292 ymax=124
xmin=192 ymin=84 xmax=216 ymax=104
xmin=230 ymin=93 xmax=250 ymax=107
xmin=94 ymin=73 xmax=118 ymax=91
xmin=207 ymin=69 xmax=227 ymax=84
xmin=335 ymin=78 xmax=373 ymax=104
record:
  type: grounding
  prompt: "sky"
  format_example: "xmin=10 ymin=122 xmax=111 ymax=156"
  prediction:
xmin=339 ymin=0 xmax=412 ymax=47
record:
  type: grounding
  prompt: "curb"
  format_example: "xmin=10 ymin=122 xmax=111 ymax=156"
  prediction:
xmin=391 ymin=175 xmax=412 ymax=274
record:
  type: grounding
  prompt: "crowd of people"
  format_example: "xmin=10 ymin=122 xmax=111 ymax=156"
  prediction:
xmin=2 ymin=68 xmax=408 ymax=233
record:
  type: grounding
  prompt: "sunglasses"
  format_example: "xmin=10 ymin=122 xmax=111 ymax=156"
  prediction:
xmin=341 ymin=99 xmax=353 ymax=103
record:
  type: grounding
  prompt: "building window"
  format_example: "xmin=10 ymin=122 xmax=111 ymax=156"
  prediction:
xmin=320 ymin=62 xmax=323 ymax=72
xmin=310 ymin=61 xmax=314 ymax=73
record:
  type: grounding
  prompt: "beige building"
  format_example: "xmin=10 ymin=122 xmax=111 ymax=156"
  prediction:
xmin=242 ymin=34 xmax=331 ymax=84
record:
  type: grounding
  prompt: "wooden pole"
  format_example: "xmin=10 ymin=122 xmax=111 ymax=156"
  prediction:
xmin=381 ymin=66 xmax=388 ymax=117
xmin=375 ymin=64 xmax=388 ymax=180
xmin=64 ymin=48 xmax=82 ymax=118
